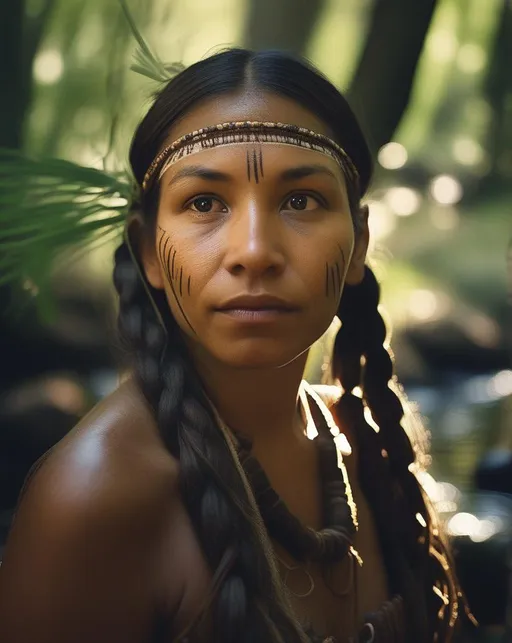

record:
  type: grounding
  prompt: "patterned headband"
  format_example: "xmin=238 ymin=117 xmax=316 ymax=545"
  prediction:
xmin=142 ymin=121 xmax=359 ymax=192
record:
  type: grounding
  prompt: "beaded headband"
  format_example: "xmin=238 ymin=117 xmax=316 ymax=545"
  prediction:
xmin=142 ymin=121 xmax=359 ymax=192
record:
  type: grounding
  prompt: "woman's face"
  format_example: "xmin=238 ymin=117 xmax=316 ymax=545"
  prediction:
xmin=142 ymin=91 xmax=367 ymax=369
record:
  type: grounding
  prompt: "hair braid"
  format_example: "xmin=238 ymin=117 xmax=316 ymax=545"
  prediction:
xmin=113 ymin=240 xmax=309 ymax=643
xmin=332 ymin=267 xmax=430 ymax=642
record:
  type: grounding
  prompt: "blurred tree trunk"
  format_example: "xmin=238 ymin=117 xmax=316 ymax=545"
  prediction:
xmin=0 ymin=0 xmax=27 ymax=150
xmin=243 ymin=0 xmax=326 ymax=54
xmin=0 ymin=0 xmax=54 ymax=150
xmin=0 ymin=0 xmax=55 ymax=345
xmin=0 ymin=0 xmax=78 ymax=391
xmin=348 ymin=0 xmax=438 ymax=153
xmin=483 ymin=0 xmax=512 ymax=193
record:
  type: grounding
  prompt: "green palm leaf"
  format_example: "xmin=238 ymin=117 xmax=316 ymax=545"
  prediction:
xmin=0 ymin=150 xmax=132 ymax=301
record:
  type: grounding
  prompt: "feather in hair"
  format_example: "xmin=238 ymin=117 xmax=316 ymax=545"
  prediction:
xmin=119 ymin=0 xmax=185 ymax=83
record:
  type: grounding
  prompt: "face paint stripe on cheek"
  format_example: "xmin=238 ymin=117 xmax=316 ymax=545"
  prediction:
xmin=324 ymin=244 xmax=348 ymax=301
xmin=179 ymin=266 xmax=183 ymax=297
xmin=171 ymin=248 xmax=177 ymax=280
xmin=158 ymin=233 xmax=172 ymax=285
xmin=335 ymin=261 xmax=342 ymax=294
xmin=156 ymin=225 xmax=196 ymax=334
xmin=157 ymin=232 xmax=165 ymax=269
xmin=166 ymin=246 xmax=175 ymax=289
xmin=166 ymin=241 xmax=175 ymax=284
xmin=187 ymin=275 xmax=191 ymax=296
xmin=259 ymin=147 xmax=264 ymax=178
xmin=336 ymin=244 xmax=347 ymax=299
xmin=158 ymin=231 xmax=167 ymax=268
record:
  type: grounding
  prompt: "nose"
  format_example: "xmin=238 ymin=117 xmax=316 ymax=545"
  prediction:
xmin=222 ymin=202 xmax=286 ymax=279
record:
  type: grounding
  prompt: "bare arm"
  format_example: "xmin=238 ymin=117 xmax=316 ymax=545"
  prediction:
xmin=0 ymin=431 xmax=183 ymax=643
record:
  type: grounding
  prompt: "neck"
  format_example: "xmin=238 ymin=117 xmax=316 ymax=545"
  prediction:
xmin=189 ymin=350 xmax=309 ymax=444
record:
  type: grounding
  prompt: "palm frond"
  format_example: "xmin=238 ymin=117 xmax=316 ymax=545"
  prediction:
xmin=0 ymin=149 xmax=132 ymax=300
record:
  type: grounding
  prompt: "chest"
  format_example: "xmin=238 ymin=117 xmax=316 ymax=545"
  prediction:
xmin=272 ymin=452 xmax=389 ymax=642
xmin=162 ymin=446 xmax=389 ymax=643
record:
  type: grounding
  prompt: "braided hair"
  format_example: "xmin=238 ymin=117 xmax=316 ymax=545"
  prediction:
xmin=331 ymin=263 xmax=472 ymax=642
xmin=111 ymin=47 xmax=455 ymax=642
xmin=113 ymin=238 xmax=311 ymax=643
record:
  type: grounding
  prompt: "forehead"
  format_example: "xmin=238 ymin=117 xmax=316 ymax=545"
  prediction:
xmin=162 ymin=143 xmax=343 ymax=182
xmin=166 ymin=90 xmax=333 ymax=142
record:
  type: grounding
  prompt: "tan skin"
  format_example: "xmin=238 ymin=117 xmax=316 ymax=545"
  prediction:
xmin=0 ymin=91 xmax=388 ymax=643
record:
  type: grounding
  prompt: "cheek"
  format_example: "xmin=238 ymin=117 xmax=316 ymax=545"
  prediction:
xmin=323 ymin=241 xmax=350 ymax=302
xmin=156 ymin=227 xmax=211 ymax=334
xmin=299 ymin=220 xmax=354 ymax=298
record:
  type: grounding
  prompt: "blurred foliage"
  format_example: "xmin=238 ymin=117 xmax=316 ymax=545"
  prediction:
xmin=2 ymin=9 xmax=511 ymax=626
xmin=6 ymin=0 xmax=507 ymax=351
xmin=1 ymin=0 xmax=510 ymax=382
xmin=1 ymin=2 xmax=510 ymax=585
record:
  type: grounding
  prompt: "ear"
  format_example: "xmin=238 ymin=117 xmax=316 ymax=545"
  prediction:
xmin=345 ymin=204 xmax=369 ymax=286
xmin=127 ymin=217 xmax=165 ymax=290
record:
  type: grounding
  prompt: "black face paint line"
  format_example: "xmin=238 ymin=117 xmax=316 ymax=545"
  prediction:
xmin=325 ymin=244 xmax=347 ymax=301
xmin=331 ymin=266 xmax=337 ymax=299
xmin=157 ymin=225 xmax=196 ymax=334
xmin=246 ymin=146 xmax=265 ymax=184
xmin=171 ymin=248 xmax=177 ymax=280
xmin=334 ymin=244 xmax=346 ymax=301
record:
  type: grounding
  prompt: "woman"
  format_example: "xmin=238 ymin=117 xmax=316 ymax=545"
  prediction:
xmin=0 ymin=49 xmax=467 ymax=643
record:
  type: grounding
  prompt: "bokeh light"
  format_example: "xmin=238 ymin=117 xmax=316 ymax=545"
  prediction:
xmin=447 ymin=512 xmax=504 ymax=543
xmin=384 ymin=187 xmax=422 ymax=216
xmin=33 ymin=49 xmax=64 ymax=85
xmin=367 ymin=200 xmax=397 ymax=241
xmin=429 ymin=174 xmax=463 ymax=205
xmin=408 ymin=289 xmax=451 ymax=323
xmin=427 ymin=29 xmax=458 ymax=63
xmin=452 ymin=138 xmax=485 ymax=166
xmin=457 ymin=43 xmax=487 ymax=74
xmin=487 ymin=370 xmax=512 ymax=398
xmin=377 ymin=142 xmax=408 ymax=170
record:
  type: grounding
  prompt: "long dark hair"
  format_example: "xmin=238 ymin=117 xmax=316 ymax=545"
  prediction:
xmin=113 ymin=48 xmax=436 ymax=643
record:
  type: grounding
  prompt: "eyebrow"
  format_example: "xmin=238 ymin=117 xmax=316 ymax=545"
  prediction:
xmin=279 ymin=164 xmax=338 ymax=182
xmin=166 ymin=166 xmax=232 ymax=187
xmin=166 ymin=163 xmax=338 ymax=187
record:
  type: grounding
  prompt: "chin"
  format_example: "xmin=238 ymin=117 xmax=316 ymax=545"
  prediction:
xmin=211 ymin=338 xmax=310 ymax=370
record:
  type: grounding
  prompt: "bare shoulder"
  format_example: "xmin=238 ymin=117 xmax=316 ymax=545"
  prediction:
xmin=14 ymin=377 xmax=179 ymax=521
xmin=0 ymin=378 xmax=182 ymax=643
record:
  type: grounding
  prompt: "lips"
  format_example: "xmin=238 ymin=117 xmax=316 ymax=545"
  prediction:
xmin=216 ymin=294 xmax=298 ymax=312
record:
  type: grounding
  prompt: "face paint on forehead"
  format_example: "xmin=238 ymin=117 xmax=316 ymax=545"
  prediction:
xmin=142 ymin=121 xmax=359 ymax=192
xmin=246 ymin=145 xmax=264 ymax=184
xmin=157 ymin=225 xmax=195 ymax=334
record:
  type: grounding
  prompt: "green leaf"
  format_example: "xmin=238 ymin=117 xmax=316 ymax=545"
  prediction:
xmin=0 ymin=149 xmax=132 ymax=312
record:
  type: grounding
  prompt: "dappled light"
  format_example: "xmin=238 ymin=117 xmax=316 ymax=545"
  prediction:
xmin=1 ymin=0 xmax=511 ymax=640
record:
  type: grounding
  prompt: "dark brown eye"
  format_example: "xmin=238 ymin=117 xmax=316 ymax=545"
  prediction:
xmin=283 ymin=194 xmax=322 ymax=212
xmin=290 ymin=195 xmax=308 ymax=210
xmin=192 ymin=197 xmax=214 ymax=212
xmin=188 ymin=196 xmax=227 ymax=214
